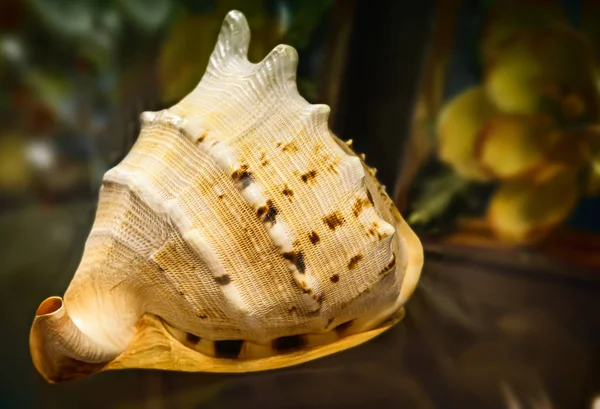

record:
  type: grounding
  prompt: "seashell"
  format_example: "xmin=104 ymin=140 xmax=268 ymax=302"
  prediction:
xmin=29 ymin=10 xmax=423 ymax=383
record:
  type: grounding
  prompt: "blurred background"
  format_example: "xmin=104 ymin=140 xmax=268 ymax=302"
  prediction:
xmin=1 ymin=0 xmax=599 ymax=408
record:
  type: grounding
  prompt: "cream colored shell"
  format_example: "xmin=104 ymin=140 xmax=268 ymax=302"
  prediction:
xmin=29 ymin=10 xmax=423 ymax=382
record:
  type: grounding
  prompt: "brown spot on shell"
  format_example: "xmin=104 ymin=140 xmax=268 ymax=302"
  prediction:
xmin=196 ymin=312 xmax=208 ymax=319
xmin=282 ymin=141 xmax=299 ymax=153
xmin=257 ymin=205 xmax=267 ymax=218
xmin=321 ymin=155 xmax=342 ymax=175
xmin=367 ymin=221 xmax=386 ymax=240
xmin=308 ymin=231 xmax=320 ymax=244
xmin=258 ymin=200 xmax=279 ymax=223
xmin=348 ymin=254 xmax=364 ymax=270
xmin=213 ymin=340 xmax=244 ymax=359
xmin=327 ymin=162 xmax=340 ymax=174
xmin=290 ymin=278 xmax=312 ymax=294
xmin=330 ymin=274 xmax=340 ymax=283
xmin=272 ymin=335 xmax=307 ymax=353
xmin=323 ymin=212 xmax=345 ymax=231
xmin=195 ymin=132 xmax=207 ymax=144
xmin=186 ymin=333 xmax=201 ymax=344
xmin=352 ymin=196 xmax=372 ymax=217
xmin=214 ymin=274 xmax=231 ymax=286
xmin=283 ymin=251 xmax=306 ymax=274
xmin=232 ymin=164 xmax=248 ymax=173
xmin=282 ymin=185 xmax=294 ymax=198
xmin=264 ymin=200 xmax=278 ymax=224
xmin=258 ymin=151 xmax=270 ymax=167
xmin=232 ymin=165 xmax=253 ymax=189
xmin=288 ymin=306 xmax=297 ymax=314
xmin=301 ymin=170 xmax=317 ymax=183
xmin=296 ymin=252 xmax=306 ymax=273
xmin=218 ymin=193 xmax=225 ymax=199
xmin=240 ymin=174 xmax=253 ymax=189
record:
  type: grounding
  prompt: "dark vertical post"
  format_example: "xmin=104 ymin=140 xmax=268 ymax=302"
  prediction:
xmin=333 ymin=0 xmax=435 ymax=191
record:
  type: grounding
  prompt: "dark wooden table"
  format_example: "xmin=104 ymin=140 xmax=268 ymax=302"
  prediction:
xmin=1 ymin=202 xmax=598 ymax=409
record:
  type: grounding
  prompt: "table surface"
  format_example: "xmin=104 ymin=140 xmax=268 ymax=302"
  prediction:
xmin=1 ymin=202 xmax=598 ymax=409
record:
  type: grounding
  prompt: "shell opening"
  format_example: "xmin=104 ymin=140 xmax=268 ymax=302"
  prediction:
xmin=29 ymin=296 xmax=125 ymax=383
xmin=35 ymin=296 xmax=63 ymax=316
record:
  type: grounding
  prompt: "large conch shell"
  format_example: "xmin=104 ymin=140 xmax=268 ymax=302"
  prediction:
xmin=29 ymin=11 xmax=423 ymax=383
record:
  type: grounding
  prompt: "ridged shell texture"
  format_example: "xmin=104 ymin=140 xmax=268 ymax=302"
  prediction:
xmin=70 ymin=10 xmax=411 ymax=348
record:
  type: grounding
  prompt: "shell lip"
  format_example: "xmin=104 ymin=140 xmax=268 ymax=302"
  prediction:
xmin=35 ymin=296 xmax=64 ymax=317
xmin=391 ymin=206 xmax=424 ymax=306
xmin=31 ymin=304 xmax=406 ymax=383
xmin=29 ymin=296 xmax=110 ymax=384
xmin=101 ymin=308 xmax=406 ymax=376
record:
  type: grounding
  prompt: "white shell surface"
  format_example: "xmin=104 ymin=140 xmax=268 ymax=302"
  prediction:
xmin=63 ymin=10 xmax=412 ymax=347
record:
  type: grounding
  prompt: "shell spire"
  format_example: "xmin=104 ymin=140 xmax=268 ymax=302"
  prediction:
xmin=208 ymin=10 xmax=252 ymax=69
xmin=170 ymin=10 xmax=331 ymax=139
xmin=165 ymin=10 xmax=336 ymax=312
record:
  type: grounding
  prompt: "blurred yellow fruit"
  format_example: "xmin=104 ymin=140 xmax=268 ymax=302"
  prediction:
xmin=542 ymin=126 xmax=589 ymax=172
xmin=487 ymin=172 xmax=578 ymax=244
xmin=477 ymin=114 xmax=559 ymax=181
xmin=481 ymin=0 xmax=569 ymax=62
xmin=484 ymin=28 xmax=597 ymax=117
xmin=485 ymin=54 xmax=541 ymax=114
xmin=436 ymin=86 xmax=496 ymax=181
